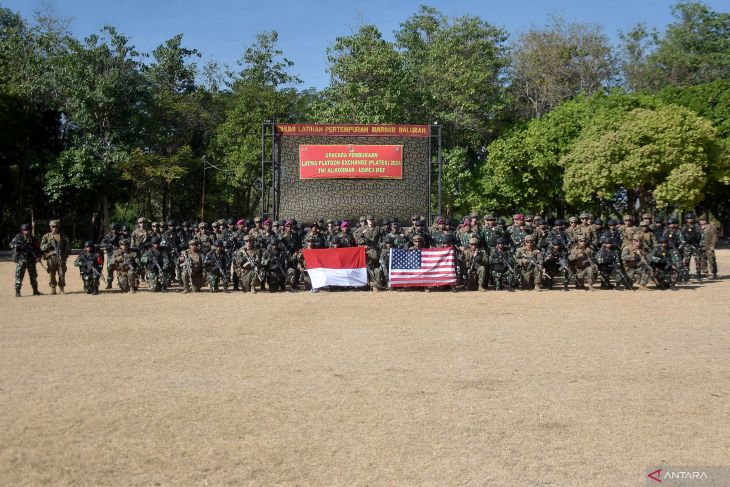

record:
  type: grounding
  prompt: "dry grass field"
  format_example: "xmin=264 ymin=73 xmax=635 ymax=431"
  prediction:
xmin=1 ymin=250 xmax=729 ymax=486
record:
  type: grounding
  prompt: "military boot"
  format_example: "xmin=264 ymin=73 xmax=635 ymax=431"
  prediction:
xmin=50 ymin=286 xmax=57 ymax=295
xmin=58 ymin=286 xmax=65 ymax=295
xmin=32 ymin=286 xmax=43 ymax=296
xmin=15 ymin=287 xmax=21 ymax=298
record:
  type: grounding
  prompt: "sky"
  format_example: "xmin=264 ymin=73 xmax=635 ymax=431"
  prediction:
xmin=4 ymin=0 xmax=728 ymax=90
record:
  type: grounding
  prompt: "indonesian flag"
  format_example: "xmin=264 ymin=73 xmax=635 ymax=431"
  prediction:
xmin=302 ymin=247 xmax=367 ymax=289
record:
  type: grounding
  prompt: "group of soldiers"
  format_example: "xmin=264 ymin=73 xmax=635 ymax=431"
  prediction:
xmin=9 ymin=211 xmax=720 ymax=296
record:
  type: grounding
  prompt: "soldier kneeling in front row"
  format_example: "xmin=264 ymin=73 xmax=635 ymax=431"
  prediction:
xmin=180 ymin=239 xmax=205 ymax=293
xmin=108 ymin=239 xmax=139 ymax=293
xmin=74 ymin=241 xmax=104 ymax=295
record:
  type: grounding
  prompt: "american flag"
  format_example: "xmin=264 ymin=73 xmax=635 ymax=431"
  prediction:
xmin=389 ymin=248 xmax=457 ymax=287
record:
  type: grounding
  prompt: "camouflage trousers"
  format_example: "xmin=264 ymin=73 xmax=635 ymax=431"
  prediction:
xmin=625 ymin=266 xmax=649 ymax=286
xmin=700 ymin=248 xmax=717 ymax=276
xmin=105 ymin=253 xmax=115 ymax=287
xmin=116 ymin=271 xmax=138 ymax=293
xmin=371 ymin=267 xmax=387 ymax=290
xmin=464 ymin=266 xmax=487 ymax=291
xmin=519 ymin=266 xmax=542 ymax=290
xmin=574 ymin=266 xmax=595 ymax=289
xmin=45 ymin=256 xmax=67 ymax=289
xmin=208 ymin=272 xmax=229 ymax=292
xmin=682 ymin=248 xmax=702 ymax=279
xmin=15 ymin=260 xmax=39 ymax=291
xmin=146 ymin=270 xmax=169 ymax=292
xmin=266 ymin=269 xmax=295 ymax=292
xmin=653 ymin=268 xmax=676 ymax=289
xmin=80 ymin=272 xmax=100 ymax=294
xmin=182 ymin=271 xmax=205 ymax=292
xmin=235 ymin=269 xmax=260 ymax=293
xmin=491 ymin=270 xmax=517 ymax=290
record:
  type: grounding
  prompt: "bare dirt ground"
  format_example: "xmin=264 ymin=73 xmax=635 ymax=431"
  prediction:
xmin=1 ymin=250 xmax=729 ymax=486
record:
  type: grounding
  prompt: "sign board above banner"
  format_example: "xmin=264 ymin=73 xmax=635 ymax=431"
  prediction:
xmin=277 ymin=124 xmax=430 ymax=138
xmin=299 ymin=144 xmax=403 ymax=179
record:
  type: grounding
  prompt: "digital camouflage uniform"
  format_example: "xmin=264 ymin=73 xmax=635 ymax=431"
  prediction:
xmin=40 ymin=226 xmax=69 ymax=294
xmin=699 ymin=220 xmax=718 ymax=278
xmin=74 ymin=248 xmax=103 ymax=294
xmin=681 ymin=219 xmax=702 ymax=281
xmin=141 ymin=246 xmax=171 ymax=292
xmin=461 ymin=244 xmax=488 ymax=291
xmin=233 ymin=242 xmax=263 ymax=293
xmin=204 ymin=247 xmax=230 ymax=292
xmin=109 ymin=246 xmax=140 ymax=292
xmin=101 ymin=227 xmax=122 ymax=289
xmin=10 ymin=229 xmax=42 ymax=296
xmin=650 ymin=244 xmax=681 ymax=289
xmin=621 ymin=244 xmax=650 ymax=288
xmin=180 ymin=246 xmax=205 ymax=293
xmin=260 ymin=245 xmax=294 ymax=292
xmin=489 ymin=245 xmax=517 ymax=290
xmin=568 ymin=244 xmax=596 ymax=290
xmin=514 ymin=240 xmax=544 ymax=290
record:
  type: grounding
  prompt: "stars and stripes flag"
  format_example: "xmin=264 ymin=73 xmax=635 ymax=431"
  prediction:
xmin=389 ymin=247 xmax=457 ymax=287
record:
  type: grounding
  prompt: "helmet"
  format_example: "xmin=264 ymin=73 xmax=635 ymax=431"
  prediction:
xmin=568 ymin=216 xmax=578 ymax=223
xmin=579 ymin=212 xmax=590 ymax=219
xmin=243 ymin=234 xmax=254 ymax=242
xmin=182 ymin=221 xmax=190 ymax=227
xmin=484 ymin=214 xmax=495 ymax=221
xmin=496 ymin=237 xmax=506 ymax=245
xmin=150 ymin=237 xmax=161 ymax=245
xmin=594 ymin=218 xmax=603 ymax=225
xmin=497 ymin=218 xmax=506 ymax=226
xmin=384 ymin=236 xmax=395 ymax=244
xmin=215 ymin=239 xmax=224 ymax=247
xmin=119 ymin=239 xmax=130 ymax=246
xmin=412 ymin=234 xmax=424 ymax=242
xmin=112 ymin=223 xmax=122 ymax=231
xmin=137 ymin=217 xmax=147 ymax=224
xmin=607 ymin=219 xmax=617 ymax=226
xmin=167 ymin=219 xmax=176 ymax=226
xmin=600 ymin=235 xmax=611 ymax=244
xmin=554 ymin=219 xmax=564 ymax=226
xmin=188 ymin=239 xmax=198 ymax=246
xmin=226 ymin=218 xmax=235 ymax=225
xmin=20 ymin=223 xmax=31 ymax=231
xmin=657 ymin=236 xmax=668 ymax=244
xmin=83 ymin=240 xmax=95 ymax=248
xmin=685 ymin=213 xmax=695 ymax=219
xmin=121 ymin=225 xmax=130 ymax=233
xmin=468 ymin=237 xmax=479 ymax=245
xmin=669 ymin=217 xmax=679 ymax=224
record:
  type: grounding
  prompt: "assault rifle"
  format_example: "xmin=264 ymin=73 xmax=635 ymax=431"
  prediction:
xmin=210 ymin=254 xmax=229 ymax=288
xmin=585 ymin=252 xmax=612 ymax=288
xmin=527 ymin=254 xmax=549 ymax=279
xmin=637 ymin=254 xmax=659 ymax=286
xmin=612 ymin=254 xmax=633 ymax=290
xmin=243 ymin=252 xmax=265 ymax=282
xmin=558 ymin=256 xmax=577 ymax=281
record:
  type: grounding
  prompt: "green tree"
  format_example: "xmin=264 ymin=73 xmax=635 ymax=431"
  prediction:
xmin=562 ymin=104 xmax=726 ymax=211
xmin=510 ymin=16 xmax=618 ymax=119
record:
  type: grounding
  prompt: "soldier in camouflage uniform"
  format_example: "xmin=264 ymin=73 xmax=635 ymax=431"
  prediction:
xmin=150 ymin=221 xmax=163 ymax=240
xmin=568 ymin=236 xmax=596 ymax=290
xmin=359 ymin=237 xmax=382 ymax=291
xmin=140 ymin=237 xmax=170 ymax=292
xmin=489 ymin=238 xmax=517 ymax=291
xmin=10 ymin=223 xmax=43 ymax=297
xmin=636 ymin=221 xmax=656 ymax=253
xmin=196 ymin=222 xmax=213 ymax=255
xmin=543 ymin=239 xmax=572 ymax=291
xmin=108 ymin=239 xmax=140 ymax=293
xmin=74 ymin=240 xmax=103 ymax=295
xmin=361 ymin=215 xmax=383 ymax=246
xmin=620 ymin=214 xmax=637 ymax=247
xmin=378 ymin=235 xmax=396 ymax=289
xmin=162 ymin=219 xmax=183 ymax=282
xmin=595 ymin=235 xmax=621 ymax=289
xmin=461 ymin=237 xmax=488 ymax=291
xmin=458 ymin=220 xmax=480 ymax=251
xmin=180 ymin=240 xmax=205 ymax=293
xmin=386 ymin=221 xmax=407 ymax=248
xmin=101 ymin=223 xmax=122 ymax=289
xmin=261 ymin=239 xmax=293 ymax=292
xmin=650 ymin=236 xmax=681 ymax=289
xmin=621 ymin=236 xmax=650 ymax=290
xmin=204 ymin=240 xmax=230 ymax=293
xmin=296 ymin=235 xmax=318 ymax=292
xmin=699 ymin=214 xmax=718 ymax=279
xmin=514 ymin=234 xmax=545 ymax=291
xmin=131 ymin=217 xmax=150 ymax=249
xmin=40 ymin=219 xmax=70 ymax=295
xmin=507 ymin=214 xmax=527 ymax=249
xmin=680 ymin=213 xmax=702 ymax=282
xmin=232 ymin=234 xmax=263 ymax=293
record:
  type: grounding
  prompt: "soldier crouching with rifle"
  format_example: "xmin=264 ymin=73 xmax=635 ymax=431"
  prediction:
xmin=74 ymin=241 xmax=104 ymax=295
xmin=461 ymin=236 xmax=488 ymax=292
xmin=108 ymin=239 xmax=140 ymax=293
xmin=204 ymin=239 xmax=230 ymax=293
xmin=10 ymin=223 xmax=43 ymax=297
xmin=140 ymin=237 xmax=170 ymax=292
xmin=514 ymin=234 xmax=545 ymax=291
xmin=40 ymin=219 xmax=70 ymax=295
xmin=180 ymin=239 xmax=205 ymax=293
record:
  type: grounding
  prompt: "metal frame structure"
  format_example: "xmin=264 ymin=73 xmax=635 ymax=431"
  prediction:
xmin=261 ymin=122 xmax=442 ymax=222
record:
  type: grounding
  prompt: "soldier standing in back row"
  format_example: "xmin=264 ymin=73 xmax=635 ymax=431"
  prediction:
xmin=132 ymin=217 xmax=150 ymax=249
xmin=40 ymin=219 xmax=70 ymax=295
xmin=698 ymin=215 xmax=718 ymax=279
xmin=10 ymin=223 xmax=43 ymax=297
xmin=681 ymin=213 xmax=702 ymax=282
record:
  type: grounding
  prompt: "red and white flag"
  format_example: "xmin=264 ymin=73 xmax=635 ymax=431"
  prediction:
xmin=389 ymin=247 xmax=457 ymax=287
xmin=302 ymin=247 xmax=367 ymax=289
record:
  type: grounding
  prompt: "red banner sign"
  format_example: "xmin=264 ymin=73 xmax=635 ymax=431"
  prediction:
xmin=299 ymin=145 xmax=403 ymax=179
xmin=278 ymin=124 xmax=429 ymax=137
